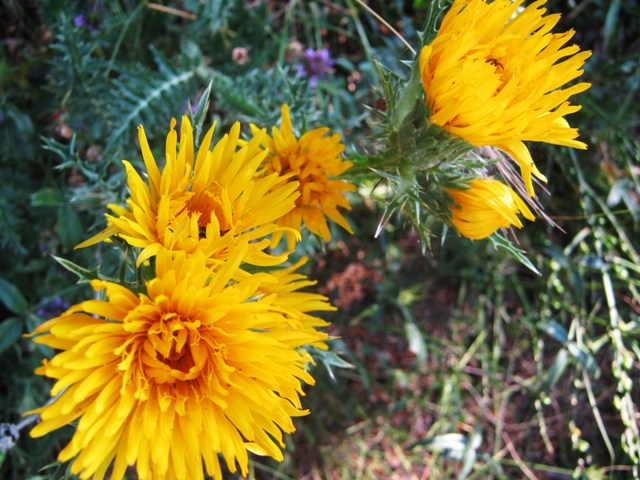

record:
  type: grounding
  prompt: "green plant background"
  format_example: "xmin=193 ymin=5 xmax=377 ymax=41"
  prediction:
xmin=0 ymin=0 xmax=638 ymax=478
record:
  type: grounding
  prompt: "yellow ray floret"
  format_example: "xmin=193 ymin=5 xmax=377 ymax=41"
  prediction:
xmin=77 ymin=117 xmax=300 ymax=267
xmin=255 ymin=257 xmax=336 ymax=350
xmin=26 ymin=246 xmax=331 ymax=480
xmin=252 ymin=104 xmax=356 ymax=250
xmin=446 ymin=178 xmax=535 ymax=239
xmin=420 ymin=0 xmax=591 ymax=195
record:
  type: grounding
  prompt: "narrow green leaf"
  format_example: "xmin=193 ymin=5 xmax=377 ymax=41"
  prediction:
xmin=313 ymin=347 xmax=354 ymax=381
xmin=567 ymin=343 xmax=600 ymax=378
xmin=538 ymin=321 xmax=600 ymax=378
xmin=405 ymin=321 xmax=428 ymax=365
xmin=538 ymin=320 xmax=569 ymax=344
xmin=0 ymin=317 xmax=23 ymax=354
xmin=0 ymin=277 xmax=28 ymax=314
xmin=603 ymin=0 xmax=621 ymax=51
xmin=489 ymin=234 xmax=540 ymax=275
xmin=191 ymin=79 xmax=213 ymax=148
xmin=538 ymin=348 xmax=568 ymax=392
xmin=52 ymin=256 xmax=100 ymax=283
xmin=354 ymin=303 xmax=380 ymax=321
xmin=30 ymin=188 xmax=63 ymax=207
xmin=458 ymin=428 xmax=482 ymax=480
xmin=57 ymin=205 xmax=83 ymax=250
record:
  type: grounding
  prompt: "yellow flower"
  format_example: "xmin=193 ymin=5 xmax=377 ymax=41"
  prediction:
xmin=256 ymin=257 xmax=335 ymax=350
xmin=27 ymin=246 xmax=329 ymax=480
xmin=253 ymin=104 xmax=356 ymax=250
xmin=419 ymin=0 xmax=591 ymax=196
xmin=446 ymin=178 xmax=535 ymax=239
xmin=77 ymin=117 xmax=299 ymax=267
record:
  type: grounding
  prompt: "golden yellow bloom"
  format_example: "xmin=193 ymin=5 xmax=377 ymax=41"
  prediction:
xmin=420 ymin=0 xmax=591 ymax=196
xmin=446 ymin=178 xmax=535 ymax=239
xmin=27 ymin=246 xmax=329 ymax=480
xmin=256 ymin=257 xmax=335 ymax=350
xmin=77 ymin=117 xmax=299 ymax=267
xmin=253 ymin=104 xmax=356 ymax=250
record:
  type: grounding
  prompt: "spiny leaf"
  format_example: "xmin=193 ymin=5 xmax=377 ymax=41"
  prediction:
xmin=52 ymin=256 xmax=101 ymax=283
xmin=489 ymin=233 xmax=540 ymax=275
xmin=106 ymin=68 xmax=197 ymax=152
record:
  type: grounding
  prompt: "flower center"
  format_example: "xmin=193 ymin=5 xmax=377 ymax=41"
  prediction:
xmin=142 ymin=311 xmax=205 ymax=384
xmin=186 ymin=186 xmax=231 ymax=233
xmin=486 ymin=57 xmax=504 ymax=74
xmin=150 ymin=313 xmax=188 ymax=361
xmin=272 ymin=149 xmax=323 ymax=207
xmin=486 ymin=56 xmax=508 ymax=95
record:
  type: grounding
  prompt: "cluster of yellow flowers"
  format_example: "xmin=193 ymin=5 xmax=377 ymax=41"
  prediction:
xmin=27 ymin=106 xmax=354 ymax=480
xmin=26 ymin=0 xmax=591 ymax=478
xmin=421 ymin=0 xmax=590 ymax=239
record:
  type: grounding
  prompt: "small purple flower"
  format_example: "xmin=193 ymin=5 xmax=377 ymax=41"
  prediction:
xmin=37 ymin=296 xmax=69 ymax=319
xmin=181 ymin=98 xmax=198 ymax=116
xmin=73 ymin=2 xmax=104 ymax=30
xmin=0 ymin=113 xmax=5 ymax=123
xmin=297 ymin=47 xmax=335 ymax=87
xmin=73 ymin=13 xmax=86 ymax=28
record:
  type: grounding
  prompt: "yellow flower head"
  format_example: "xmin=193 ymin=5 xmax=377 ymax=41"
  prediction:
xmin=253 ymin=104 xmax=356 ymax=250
xmin=27 ymin=245 xmax=330 ymax=480
xmin=420 ymin=0 xmax=591 ymax=195
xmin=446 ymin=178 xmax=535 ymax=239
xmin=257 ymin=257 xmax=335 ymax=350
xmin=77 ymin=117 xmax=300 ymax=267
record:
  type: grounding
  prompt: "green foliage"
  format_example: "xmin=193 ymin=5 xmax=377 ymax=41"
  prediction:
xmin=0 ymin=0 xmax=638 ymax=479
xmin=45 ymin=6 xmax=200 ymax=155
